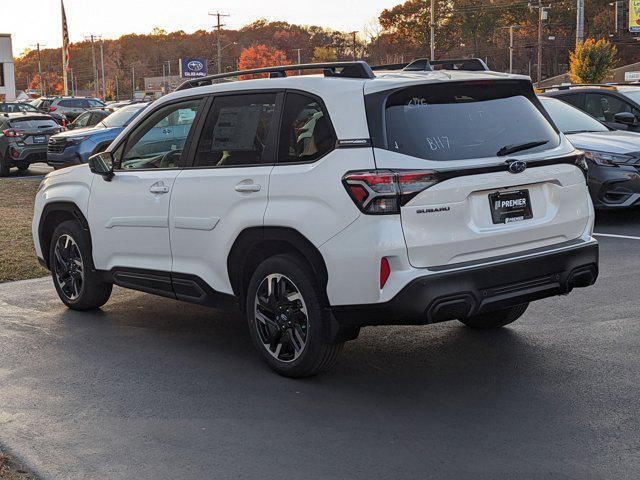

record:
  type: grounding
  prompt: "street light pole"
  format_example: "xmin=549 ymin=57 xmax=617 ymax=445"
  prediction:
xmin=576 ymin=0 xmax=585 ymax=45
xmin=430 ymin=0 xmax=435 ymax=60
xmin=100 ymin=41 xmax=106 ymax=99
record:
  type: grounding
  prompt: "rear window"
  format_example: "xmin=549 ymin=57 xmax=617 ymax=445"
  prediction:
xmin=9 ymin=118 xmax=58 ymax=129
xmin=384 ymin=81 xmax=559 ymax=161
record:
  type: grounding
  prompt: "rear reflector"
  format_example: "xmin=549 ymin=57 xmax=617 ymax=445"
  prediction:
xmin=342 ymin=169 xmax=438 ymax=214
xmin=380 ymin=257 xmax=391 ymax=289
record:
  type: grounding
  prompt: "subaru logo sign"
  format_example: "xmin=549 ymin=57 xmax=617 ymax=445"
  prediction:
xmin=180 ymin=58 xmax=208 ymax=78
xmin=188 ymin=60 xmax=204 ymax=72
xmin=508 ymin=160 xmax=527 ymax=174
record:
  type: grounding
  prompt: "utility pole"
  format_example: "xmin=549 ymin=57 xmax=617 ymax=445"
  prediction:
xmin=209 ymin=12 xmax=230 ymax=74
xmin=500 ymin=26 xmax=520 ymax=74
xmin=430 ymin=0 xmax=435 ymax=60
xmin=294 ymin=48 xmax=302 ymax=65
xmin=115 ymin=76 xmax=119 ymax=101
xmin=100 ymin=41 xmax=106 ymax=99
xmin=350 ymin=31 xmax=358 ymax=60
xmin=31 ymin=43 xmax=45 ymax=96
xmin=576 ymin=0 xmax=585 ymax=45
xmin=132 ymin=67 xmax=135 ymax=98
xmin=537 ymin=0 xmax=543 ymax=85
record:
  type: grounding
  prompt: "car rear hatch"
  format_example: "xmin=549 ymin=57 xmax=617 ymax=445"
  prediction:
xmin=360 ymin=78 xmax=592 ymax=268
xmin=8 ymin=116 xmax=61 ymax=146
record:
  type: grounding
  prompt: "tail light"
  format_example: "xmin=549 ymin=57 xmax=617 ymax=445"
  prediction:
xmin=49 ymin=106 xmax=57 ymax=112
xmin=342 ymin=170 xmax=438 ymax=214
xmin=2 ymin=129 xmax=23 ymax=138
xmin=380 ymin=257 xmax=391 ymax=289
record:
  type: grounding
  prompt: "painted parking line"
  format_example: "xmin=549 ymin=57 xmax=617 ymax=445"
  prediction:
xmin=594 ymin=232 xmax=640 ymax=241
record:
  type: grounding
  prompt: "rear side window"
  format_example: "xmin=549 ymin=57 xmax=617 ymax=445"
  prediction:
xmin=194 ymin=93 xmax=276 ymax=167
xmin=384 ymin=81 xmax=559 ymax=161
xmin=278 ymin=93 xmax=335 ymax=163
xmin=58 ymin=99 xmax=84 ymax=108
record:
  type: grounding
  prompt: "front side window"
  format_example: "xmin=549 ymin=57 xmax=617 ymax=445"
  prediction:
xmin=278 ymin=93 xmax=335 ymax=164
xmin=584 ymin=93 xmax=639 ymax=122
xmin=383 ymin=81 xmax=560 ymax=161
xmin=73 ymin=111 xmax=92 ymax=128
xmin=540 ymin=98 xmax=608 ymax=134
xmin=118 ymin=99 xmax=202 ymax=170
xmin=194 ymin=93 xmax=276 ymax=167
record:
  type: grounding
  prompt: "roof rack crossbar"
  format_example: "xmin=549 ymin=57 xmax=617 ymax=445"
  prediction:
xmin=370 ymin=58 xmax=489 ymax=73
xmin=176 ymin=61 xmax=375 ymax=91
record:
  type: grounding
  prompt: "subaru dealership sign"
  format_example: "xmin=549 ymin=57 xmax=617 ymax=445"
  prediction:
xmin=179 ymin=58 xmax=208 ymax=78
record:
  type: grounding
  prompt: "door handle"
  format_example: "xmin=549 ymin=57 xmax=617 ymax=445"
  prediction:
xmin=234 ymin=183 xmax=261 ymax=193
xmin=149 ymin=182 xmax=170 ymax=194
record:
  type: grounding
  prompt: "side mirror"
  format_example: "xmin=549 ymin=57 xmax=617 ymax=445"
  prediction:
xmin=88 ymin=151 xmax=114 ymax=181
xmin=613 ymin=112 xmax=638 ymax=126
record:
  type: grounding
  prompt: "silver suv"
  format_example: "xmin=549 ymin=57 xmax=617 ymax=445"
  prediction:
xmin=31 ymin=97 xmax=106 ymax=121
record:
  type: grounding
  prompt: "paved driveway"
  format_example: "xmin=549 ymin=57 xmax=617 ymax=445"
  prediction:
xmin=2 ymin=163 xmax=53 ymax=181
xmin=0 ymin=215 xmax=639 ymax=479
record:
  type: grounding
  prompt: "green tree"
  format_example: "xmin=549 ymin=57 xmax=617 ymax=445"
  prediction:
xmin=312 ymin=46 xmax=337 ymax=63
xmin=569 ymin=38 xmax=617 ymax=84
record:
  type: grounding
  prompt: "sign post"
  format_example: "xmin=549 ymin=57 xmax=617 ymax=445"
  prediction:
xmin=179 ymin=58 xmax=208 ymax=79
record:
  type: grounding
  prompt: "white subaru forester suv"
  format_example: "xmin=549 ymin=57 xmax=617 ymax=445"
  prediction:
xmin=33 ymin=59 xmax=599 ymax=377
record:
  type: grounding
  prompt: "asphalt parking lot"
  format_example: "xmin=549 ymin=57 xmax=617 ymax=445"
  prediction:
xmin=0 ymin=211 xmax=639 ymax=480
xmin=3 ymin=163 xmax=53 ymax=181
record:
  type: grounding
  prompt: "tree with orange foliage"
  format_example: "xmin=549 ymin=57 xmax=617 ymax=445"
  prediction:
xmin=238 ymin=45 xmax=288 ymax=79
xmin=29 ymin=72 xmax=65 ymax=96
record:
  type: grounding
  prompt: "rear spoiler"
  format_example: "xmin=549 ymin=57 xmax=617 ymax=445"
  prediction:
xmin=370 ymin=58 xmax=489 ymax=73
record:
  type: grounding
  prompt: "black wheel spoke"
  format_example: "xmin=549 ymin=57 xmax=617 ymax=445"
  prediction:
xmin=254 ymin=273 xmax=309 ymax=363
xmin=53 ymin=234 xmax=84 ymax=301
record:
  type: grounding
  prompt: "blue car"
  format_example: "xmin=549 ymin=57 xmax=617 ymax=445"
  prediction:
xmin=47 ymin=103 xmax=148 ymax=168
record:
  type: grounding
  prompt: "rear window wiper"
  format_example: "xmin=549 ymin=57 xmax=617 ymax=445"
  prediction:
xmin=496 ymin=140 xmax=549 ymax=157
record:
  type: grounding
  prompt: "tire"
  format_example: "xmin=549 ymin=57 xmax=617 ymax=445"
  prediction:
xmin=49 ymin=220 xmax=112 ymax=310
xmin=245 ymin=254 xmax=343 ymax=378
xmin=459 ymin=303 xmax=529 ymax=329
xmin=17 ymin=165 xmax=28 ymax=172
xmin=0 ymin=154 xmax=9 ymax=177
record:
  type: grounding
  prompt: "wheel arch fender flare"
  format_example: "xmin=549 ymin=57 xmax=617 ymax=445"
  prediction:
xmin=39 ymin=201 xmax=92 ymax=269
xmin=227 ymin=227 xmax=329 ymax=305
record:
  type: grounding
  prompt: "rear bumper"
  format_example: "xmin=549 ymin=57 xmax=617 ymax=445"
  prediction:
xmin=331 ymin=240 xmax=599 ymax=327
xmin=5 ymin=146 xmax=47 ymax=166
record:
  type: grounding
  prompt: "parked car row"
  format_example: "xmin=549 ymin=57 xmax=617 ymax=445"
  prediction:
xmin=0 ymin=98 xmax=146 ymax=176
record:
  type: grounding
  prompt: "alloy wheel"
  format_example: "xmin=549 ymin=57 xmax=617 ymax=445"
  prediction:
xmin=53 ymin=234 xmax=84 ymax=301
xmin=254 ymin=273 xmax=309 ymax=362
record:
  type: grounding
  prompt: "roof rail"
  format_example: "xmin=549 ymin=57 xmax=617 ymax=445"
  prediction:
xmin=176 ymin=61 xmax=375 ymax=91
xmin=537 ymin=83 xmax=619 ymax=92
xmin=428 ymin=58 xmax=489 ymax=71
xmin=371 ymin=58 xmax=489 ymax=73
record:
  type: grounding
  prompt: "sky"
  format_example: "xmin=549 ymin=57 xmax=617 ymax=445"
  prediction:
xmin=4 ymin=0 xmax=401 ymax=56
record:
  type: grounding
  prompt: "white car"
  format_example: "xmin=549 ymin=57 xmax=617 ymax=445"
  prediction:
xmin=32 ymin=60 xmax=599 ymax=377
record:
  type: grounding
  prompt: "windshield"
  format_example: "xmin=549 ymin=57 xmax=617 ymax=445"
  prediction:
xmin=540 ymin=97 xmax=608 ymax=134
xmin=384 ymin=81 xmax=559 ymax=161
xmin=101 ymin=104 xmax=146 ymax=128
xmin=0 ymin=103 xmax=38 ymax=113
xmin=621 ymin=89 xmax=640 ymax=104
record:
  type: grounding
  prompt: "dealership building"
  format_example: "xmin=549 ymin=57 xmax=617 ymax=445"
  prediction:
xmin=0 ymin=34 xmax=16 ymax=102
